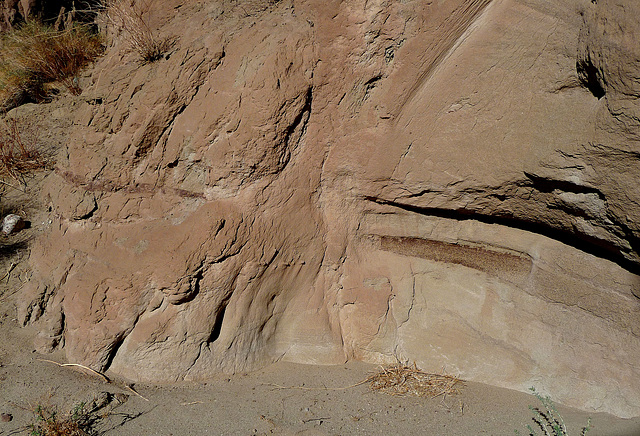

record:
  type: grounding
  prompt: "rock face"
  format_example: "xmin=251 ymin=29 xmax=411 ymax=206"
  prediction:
xmin=1 ymin=0 xmax=36 ymax=30
xmin=17 ymin=0 xmax=640 ymax=418
xmin=0 ymin=0 xmax=98 ymax=31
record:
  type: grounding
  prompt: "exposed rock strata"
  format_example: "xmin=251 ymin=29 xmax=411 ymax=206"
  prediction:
xmin=16 ymin=0 xmax=640 ymax=418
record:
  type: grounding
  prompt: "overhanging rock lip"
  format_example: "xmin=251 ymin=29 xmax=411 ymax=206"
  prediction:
xmin=361 ymin=196 xmax=640 ymax=276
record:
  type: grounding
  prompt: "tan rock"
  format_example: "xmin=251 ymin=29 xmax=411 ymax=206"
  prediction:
xmin=19 ymin=0 xmax=640 ymax=418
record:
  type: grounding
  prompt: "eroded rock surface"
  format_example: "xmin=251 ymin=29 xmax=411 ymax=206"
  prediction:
xmin=17 ymin=0 xmax=640 ymax=417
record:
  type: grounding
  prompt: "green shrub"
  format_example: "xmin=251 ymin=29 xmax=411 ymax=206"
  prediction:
xmin=516 ymin=387 xmax=591 ymax=436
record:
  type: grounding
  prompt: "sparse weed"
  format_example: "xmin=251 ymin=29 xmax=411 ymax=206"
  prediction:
xmin=103 ymin=0 xmax=173 ymax=64
xmin=0 ymin=118 xmax=47 ymax=182
xmin=0 ymin=21 xmax=103 ymax=111
xmin=28 ymin=402 xmax=97 ymax=436
xmin=516 ymin=387 xmax=591 ymax=436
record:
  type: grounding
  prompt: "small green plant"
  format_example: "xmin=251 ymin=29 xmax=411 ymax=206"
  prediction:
xmin=103 ymin=0 xmax=173 ymax=64
xmin=516 ymin=387 xmax=591 ymax=436
xmin=28 ymin=402 xmax=96 ymax=436
xmin=0 ymin=21 xmax=103 ymax=110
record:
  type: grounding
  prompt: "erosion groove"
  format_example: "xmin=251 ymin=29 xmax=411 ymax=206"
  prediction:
xmin=523 ymin=172 xmax=605 ymax=198
xmin=279 ymin=86 xmax=313 ymax=168
xmin=57 ymin=169 xmax=206 ymax=199
xmin=577 ymin=55 xmax=606 ymax=99
xmin=208 ymin=299 xmax=229 ymax=344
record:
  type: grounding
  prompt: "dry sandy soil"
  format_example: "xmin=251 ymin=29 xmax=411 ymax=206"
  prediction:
xmin=1 ymin=317 xmax=640 ymax=436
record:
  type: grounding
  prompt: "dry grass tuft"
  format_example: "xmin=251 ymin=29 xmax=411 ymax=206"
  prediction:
xmin=103 ymin=0 xmax=174 ymax=64
xmin=0 ymin=118 xmax=47 ymax=181
xmin=364 ymin=363 xmax=463 ymax=398
xmin=0 ymin=22 xmax=103 ymax=111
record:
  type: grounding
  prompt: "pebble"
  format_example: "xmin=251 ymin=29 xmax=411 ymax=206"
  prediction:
xmin=2 ymin=214 xmax=25 ymax=235
xmin=1 ymin=413 xmax=12 ymax=422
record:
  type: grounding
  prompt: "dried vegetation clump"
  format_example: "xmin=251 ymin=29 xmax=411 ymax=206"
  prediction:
xmin=0 ymin=22 xmax=103 ymax=111
xmin=103 ymin=0 xmax=174 ymax=64
xmin=0 ymin=118 xmax=47 ymax=182
xmin=364 ymin=363 xmax=463 ymax=398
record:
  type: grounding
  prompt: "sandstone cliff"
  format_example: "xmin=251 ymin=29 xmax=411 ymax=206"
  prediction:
xmin=11 ymin=0 xmax=640 ymax=418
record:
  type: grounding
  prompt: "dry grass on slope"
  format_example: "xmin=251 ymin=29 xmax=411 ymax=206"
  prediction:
xmin=103 ymin=0 xmax=174 ymax=64
xmin=0 ymin=118 xmax=48 ymax=183
xmin=0 ymin=22 xmax=103 ymax=112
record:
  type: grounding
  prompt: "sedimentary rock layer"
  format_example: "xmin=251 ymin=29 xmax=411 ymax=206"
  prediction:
xmin=16 ymin=0 xmax=640 ymax=417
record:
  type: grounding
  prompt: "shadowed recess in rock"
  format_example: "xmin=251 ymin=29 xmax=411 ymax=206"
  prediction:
xmin=208 ymin=299 xmax=229 ymax=344
xmin=365 ymin=196 xmax=640 ymax=276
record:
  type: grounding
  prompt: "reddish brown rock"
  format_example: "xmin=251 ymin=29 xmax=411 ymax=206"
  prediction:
xmin=17 ymin=0 xmax=640 ymax=418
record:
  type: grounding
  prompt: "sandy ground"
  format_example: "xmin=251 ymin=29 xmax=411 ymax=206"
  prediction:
xmin=1 ymin=305 xmax=640 ymax=436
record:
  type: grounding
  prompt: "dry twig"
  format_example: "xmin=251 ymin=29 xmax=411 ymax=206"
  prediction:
xmin=263 ymin=363 xmax=463 ymax=399
xmin=0 ymin=118 xmax=46 ymax=182
xmin=125 ymin=384 xmax=149 ymax=402
xmin=0 ymin=262 xmax=16 ymax=282
xmin=0 ymin=179 xmax=26 ymax=192
xmin=263 ymin=379 xmax=369 ymax=391
xmin=37 ymin=359 xmax=111 ymax=383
